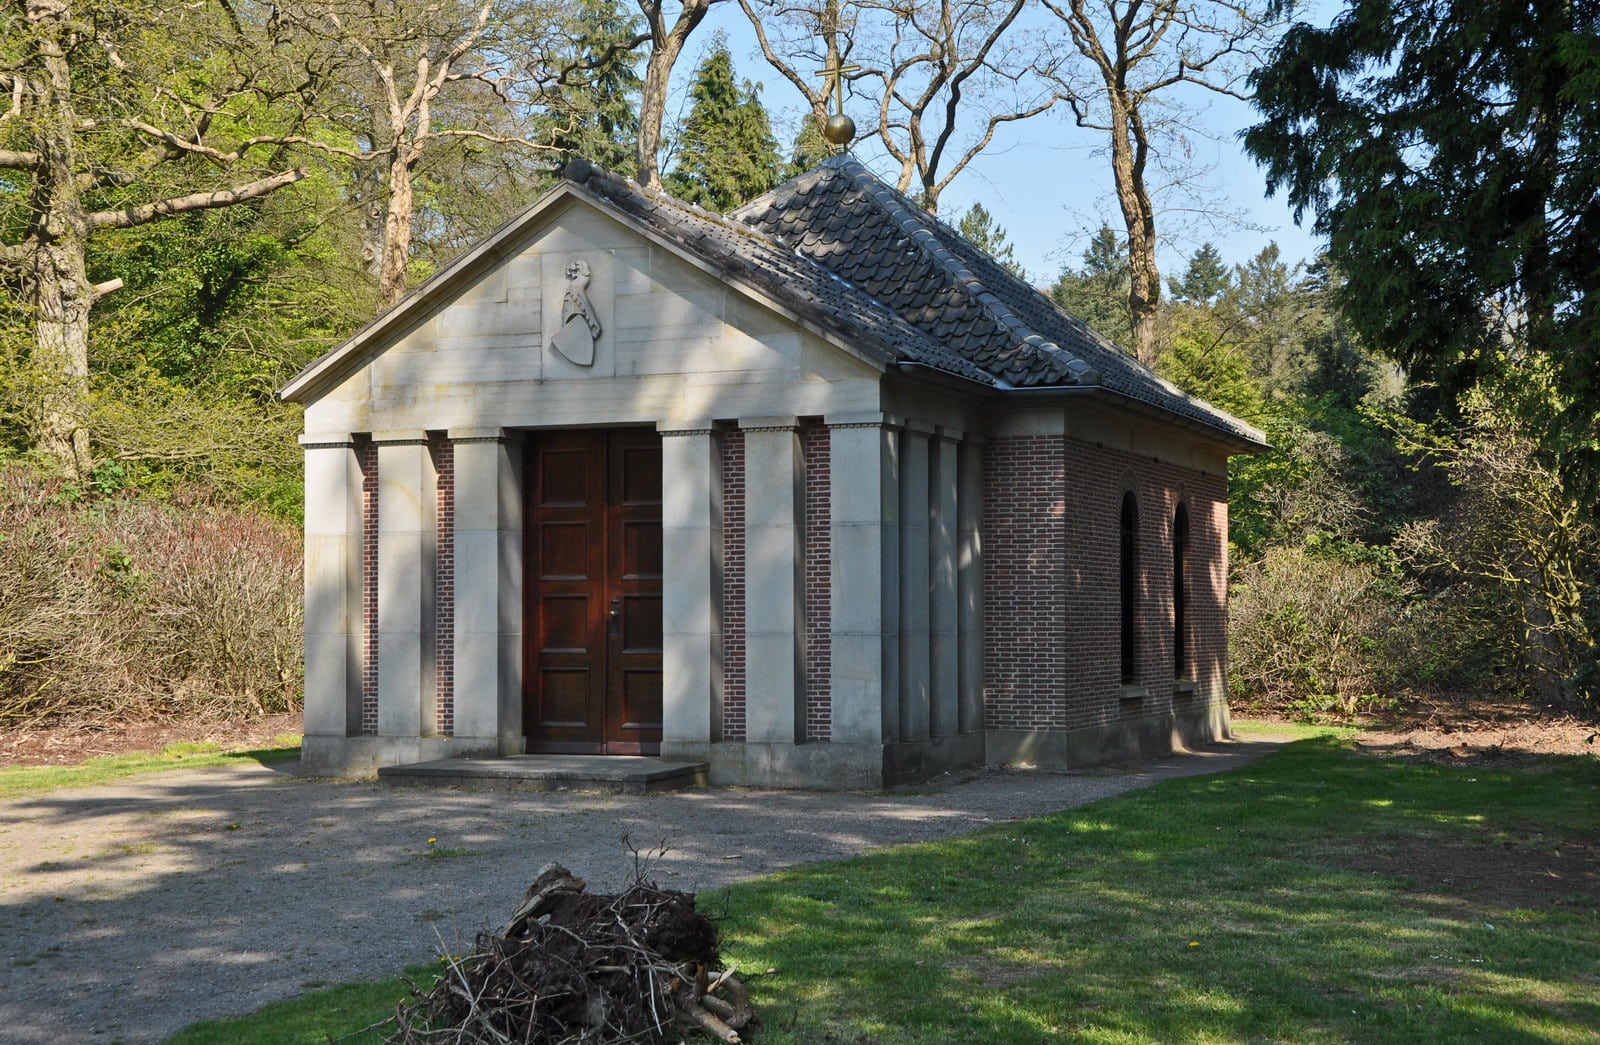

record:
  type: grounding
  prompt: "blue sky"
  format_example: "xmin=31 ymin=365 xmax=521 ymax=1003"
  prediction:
xmin=675 ymin=2 xmax=1335 ymax=287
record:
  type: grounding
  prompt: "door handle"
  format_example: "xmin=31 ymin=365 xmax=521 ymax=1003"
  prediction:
xmin=609 ymin=597 xmax=621 ymax=637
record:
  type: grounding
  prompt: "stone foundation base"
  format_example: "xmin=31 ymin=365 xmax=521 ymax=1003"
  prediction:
xmin=661 ymin=731 xmax=987 ymax=789
xmin=302 ymin=699 xmax=1229 ymax=785
xmin=301 ymin=733 xmax=525 ymax=777
xmin=986 ymin=698 xmax=1230 ymax=770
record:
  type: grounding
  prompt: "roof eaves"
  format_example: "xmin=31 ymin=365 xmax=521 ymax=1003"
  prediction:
xmin=988 ymin=380 xmax=1271 ymax=453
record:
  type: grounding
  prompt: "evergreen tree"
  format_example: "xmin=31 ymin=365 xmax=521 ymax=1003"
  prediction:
xmin=1244 ymin=0 xmax=1600 ymax=503
xmin=1168 ymin=243 xmax=1230 ymax=304
xmin=536 ymin=0 xmax=644 ymax=175
xmin=786 ymin=113 xmax=833 ymax=177
xmin=664 ymin=38 xmax=783 ymax=211
xmin=1295 ymin=257 xmax=1388 ymax=408
xmin=955 ymin=203 xmax=1026 ymax=279
xmin=1217 ymin=243 xmax=1305 ymax=392
xmin=1049 ymin=225 xmax=1132 ymax=350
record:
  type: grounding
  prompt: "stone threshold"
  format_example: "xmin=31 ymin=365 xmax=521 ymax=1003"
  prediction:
xmin=376 ymin=754 xmax=709 ymax=793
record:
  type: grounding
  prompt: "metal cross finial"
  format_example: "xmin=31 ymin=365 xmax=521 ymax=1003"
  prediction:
xmin=815 ymin=55 xmax=860 ymax=117
xmin=814 ymin=55 xmax=860 ymax=147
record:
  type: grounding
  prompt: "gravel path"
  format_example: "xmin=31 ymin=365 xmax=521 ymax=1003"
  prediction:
xmin=0 ymin=736 xmax=1287 ymax=1043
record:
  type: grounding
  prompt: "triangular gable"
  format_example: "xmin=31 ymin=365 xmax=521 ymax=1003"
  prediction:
xmin=279 ymin=170 xmax=985 ymax=407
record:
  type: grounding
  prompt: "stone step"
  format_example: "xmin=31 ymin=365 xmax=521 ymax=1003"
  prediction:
xmin=376 ymin=754 xmax=709 ymax=794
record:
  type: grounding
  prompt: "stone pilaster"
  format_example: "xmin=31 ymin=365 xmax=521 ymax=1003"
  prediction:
xmin=958 ymin=435 xmax=986 ymax=734
xmin=825 ymin=414 xmax=901 ymax=747
xmin=739 ymin=418 xmax=804 ymax=744
xmin=375 ymin=431 xmax=433 ymax=740
xmin=898 ymin=423 xmax=932 ymax=742
xmin=659 ymin=422 xmax=718 ymax=754
xmin=300 ymin=436 xmax=363 ymax=738
xmin=448 ymin=428 xmax=525 ymax=754
xmin=929 ymin=428 xmax=960 ymax=738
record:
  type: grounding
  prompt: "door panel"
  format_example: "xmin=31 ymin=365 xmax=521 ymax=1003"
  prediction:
xmin=526 ymin=429 xmax=662 ymax=754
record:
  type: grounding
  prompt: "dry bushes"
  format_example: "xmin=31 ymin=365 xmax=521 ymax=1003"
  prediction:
xmin=1228 ymin=544 xmax=1405 ymax=717
xmin=0 ymin=465 xmax=302 ymax=726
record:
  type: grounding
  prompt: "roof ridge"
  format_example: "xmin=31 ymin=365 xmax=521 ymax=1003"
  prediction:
xmin=826 ymin=159 xmax=1101 ymax=387
xmin=566 ymin=159 xmax=801 ymax=259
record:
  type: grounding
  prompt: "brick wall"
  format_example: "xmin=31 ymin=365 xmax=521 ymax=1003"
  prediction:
xmin=982 ymin=436 xmax=1069 ymax=729
xmin=721 ymin=429 xmax=746 ymax=740
xmin=358 ymin=438 xmax=379 ymax=735
xmin=434 ymin=438 xmax=455 ymax=737
xmin=984 ymin=434 xmax=1228 ymax=733
xmin=802 ymin=424 xmax=832 ymax=741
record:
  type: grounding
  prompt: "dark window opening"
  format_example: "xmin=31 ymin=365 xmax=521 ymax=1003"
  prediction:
xmin=1120 ymin=491 xmax=1138 ymax=682
xmin=1173 ymin=503 xmax=1189 ymax=677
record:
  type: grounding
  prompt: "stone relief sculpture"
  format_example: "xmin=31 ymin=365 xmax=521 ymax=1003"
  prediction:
xmin=549 ymin=258 xmax=602 ymax=366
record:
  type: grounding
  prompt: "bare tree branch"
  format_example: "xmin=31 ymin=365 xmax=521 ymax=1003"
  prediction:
xmin=88 ymin=168 xmax=310 ymax=230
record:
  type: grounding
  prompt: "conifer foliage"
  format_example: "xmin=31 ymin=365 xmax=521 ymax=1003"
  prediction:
xmin=955 ymin=203 xmax=1026 ymax=279
xmin=1244 ymin=0 xmax=1600 ymax=503
xmin=664 ymin=37 xmax=785 ymax=211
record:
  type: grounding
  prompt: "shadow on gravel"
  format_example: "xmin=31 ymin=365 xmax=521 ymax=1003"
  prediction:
xmin=0 ymin=737 xmax=1285 ymax=1043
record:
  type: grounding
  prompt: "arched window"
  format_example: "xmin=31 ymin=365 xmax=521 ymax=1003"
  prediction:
xmin=1173 ymin=503 xmax=1190 ymax=677
xmin=1120 ymin=491 xmax=1138 ymax=682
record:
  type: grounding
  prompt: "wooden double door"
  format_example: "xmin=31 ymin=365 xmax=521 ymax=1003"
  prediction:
xmin=524 ymin=429 xmax=663 ymax=754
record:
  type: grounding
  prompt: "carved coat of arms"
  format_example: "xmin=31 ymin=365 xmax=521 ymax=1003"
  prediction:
xmin=549 ymin=259 xmax=601 ymax=366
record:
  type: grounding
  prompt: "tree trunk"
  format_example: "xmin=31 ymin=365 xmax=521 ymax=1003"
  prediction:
xmin=636 ymin=35 xmax=679 ymax=191
xmin=635 ymin=0 xmax=717 ymax=192
xmin=1107 ymin=92 xmax=1160 ymax=367
xmin=33 ymin=241 xmax=95 ymax=477
xmin=378 ymin=150 xmax=417 ymax=309
xmin=27 ymin=0 xmax=94 ymax=477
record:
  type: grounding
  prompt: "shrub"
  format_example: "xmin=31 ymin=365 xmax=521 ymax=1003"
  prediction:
xmin=1228 ymin=544 xmax=1406 ymax=718
xmin=0 ymin=465 xmax=302 ymax=726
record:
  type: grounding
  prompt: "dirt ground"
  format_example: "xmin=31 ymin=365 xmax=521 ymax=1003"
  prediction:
xmin=1352 ymin=695 xmax=1596 ymax=761
xmin=0 ymin=711 xmax=302 ymax=767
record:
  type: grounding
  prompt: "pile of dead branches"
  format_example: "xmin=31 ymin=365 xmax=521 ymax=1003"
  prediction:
xmin=387 ymin=863 xmax=755 ymax=1044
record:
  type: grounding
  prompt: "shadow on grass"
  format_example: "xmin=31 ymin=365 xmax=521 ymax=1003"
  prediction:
xmin=716 ymin=738 xmax=1600 ymax=1044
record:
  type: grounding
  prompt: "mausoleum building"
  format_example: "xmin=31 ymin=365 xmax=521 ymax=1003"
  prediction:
xmin=280 ymin=155 xmax=1267 ymax=788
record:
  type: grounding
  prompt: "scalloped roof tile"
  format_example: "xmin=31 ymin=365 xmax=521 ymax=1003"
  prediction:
xmin=732 ymin=154 xmax=1264 ymax=443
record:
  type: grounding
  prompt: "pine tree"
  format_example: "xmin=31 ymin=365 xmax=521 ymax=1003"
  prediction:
xmin=1168 ymin=243 xmax=1230 ymax=304
xmin=955 ymin=203 xmax=1026 ymax=279
xmin=664 ymin=37 xmax=783 ymax=211
xmin=786 ymin=113 xmax=833 ymax=178
xmin=1048 ymin=225 xmax=1133 ymax=350
xmin=536 ymin=0 xmax=644 ymax=176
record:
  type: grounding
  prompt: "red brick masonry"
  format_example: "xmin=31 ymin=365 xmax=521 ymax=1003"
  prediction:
xmin=803 ymin=424 xmax=832 ymax=741
xmin=358 ymin=438 xmax=379 ymax=735
xmin=721 ymin=429 xmax=746 ymax=740
xmin=983 ymin=435 xmax=1227 ymax=733
xmin=434 ymin=438 xmax=455 ymax=736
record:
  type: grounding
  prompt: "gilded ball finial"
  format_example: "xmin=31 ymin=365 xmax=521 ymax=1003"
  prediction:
xmin=823 ymin=113 xmax=855 ymax=147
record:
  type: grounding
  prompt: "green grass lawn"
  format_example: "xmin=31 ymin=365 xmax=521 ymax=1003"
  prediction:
xmin=0 ymin=736 xmax=302 ymax=798
xmin=165 ymin=735 xmax=1599 ymax=1044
